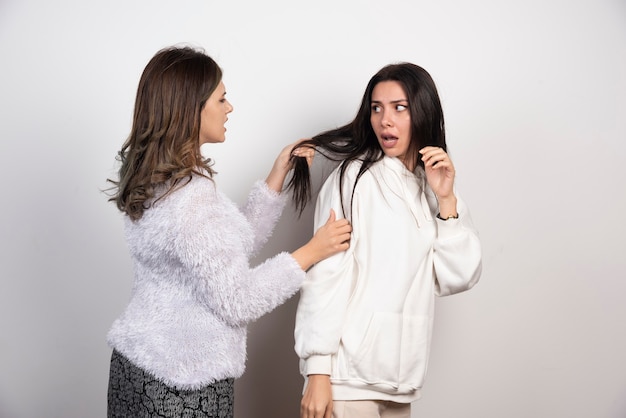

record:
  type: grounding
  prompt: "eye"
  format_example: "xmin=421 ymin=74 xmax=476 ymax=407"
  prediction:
xmin=396 ymin=104 xmax=407 ymax=111
xmin=371 ymin=104 xmax=381 ymax=113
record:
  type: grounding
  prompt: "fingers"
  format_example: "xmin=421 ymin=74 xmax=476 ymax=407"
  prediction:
xmin=333 ymin=225 xmax=352 ymax=252
xmin=419 ymin=146 xmax=453 ymax=170
xmin=291 ymin=143 xmax=315 ymax=167
xmin=317 ymin=209 xmax=352 ymax=254
xmin=291 ymin=139 xmax=314 ymax=154
xmin=301 ymin=404 xmax=329 ymax=418
xmin=325 ymin=406 xmax=333 ymax=418
xmin=328 ymin=211 xmax=352 ymax=240
xmin=326 ymin=208 xmax=336 ymax=223
xmin=292 ymin=146 xmax=315 ymax=158
xmin=325 ymin=209 xmax=351 ymax=230
xmin=333 ymin=234 xmax=351 ymax=252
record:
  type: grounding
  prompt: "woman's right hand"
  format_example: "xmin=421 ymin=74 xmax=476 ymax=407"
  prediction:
xmin=265 ymin=139 xmax=314 ymax=194
xmin=291 ymin=209 xmax=351 ymax=271
xmin=301 ymin=374 xmax=333 ymax=418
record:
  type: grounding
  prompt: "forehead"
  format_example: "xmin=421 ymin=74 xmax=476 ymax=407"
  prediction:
xmin=208 ymin=81 xmax=226 ymax=100
xmin=214 ymin=81 xmax=225 ymax=93
xmin=371 ymin=80 xmax=407 ymax=101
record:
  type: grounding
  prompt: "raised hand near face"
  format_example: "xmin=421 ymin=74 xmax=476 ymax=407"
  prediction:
xmin=419 ymin=146 xmax=458 ymax=218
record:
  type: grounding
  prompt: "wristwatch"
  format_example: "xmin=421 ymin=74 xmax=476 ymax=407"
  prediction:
xmin=436 ymin=213 xmax=459 ymax=221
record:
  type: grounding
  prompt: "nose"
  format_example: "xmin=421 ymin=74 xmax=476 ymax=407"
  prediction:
xmin=226 ymin=100 xmax=234 ymax=114
xmin=381 ymin=112 xmax=392 ymax=127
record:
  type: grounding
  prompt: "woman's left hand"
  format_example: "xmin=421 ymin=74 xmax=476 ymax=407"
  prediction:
xmin=419 ymin=146 xmax=456 ymax=201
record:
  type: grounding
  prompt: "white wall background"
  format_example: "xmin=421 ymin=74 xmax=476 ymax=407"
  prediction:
xmin=1 ymin=0 xmax=625 ymax=417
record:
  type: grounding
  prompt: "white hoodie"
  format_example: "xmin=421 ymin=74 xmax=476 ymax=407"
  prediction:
xmin=294 ymin=156 xmax=482 ymax=402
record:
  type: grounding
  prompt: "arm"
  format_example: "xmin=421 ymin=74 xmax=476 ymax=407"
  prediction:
xmin=241 ymin=181 xmax=350 ymax=269
xmin=263 ymin=139 xmax=352 ymax=271
xmin=420 ymin=146 xmax=482 ymax=295
xmin=174 ymin=175 xmax=350 ymax=327
xmin=431 ymin=194 xmax=483 ymax=296
xmin=240 ymin=180 xmax=288 ymax=254
xmin=173 ymin=181 xmax=306 ymax=326
xmin=295 ymin=169 xmax=358 ymax=417
xmin=291 ymin=208 xmax=351 ymax=272
xmin=242 ymin=140 xmax=316 ymax=253
xmin=294 ymin=170 xmax=356 ymax=368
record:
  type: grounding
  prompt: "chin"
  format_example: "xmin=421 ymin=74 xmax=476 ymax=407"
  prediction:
xmin=205 ymin=137 xmax=226 ymax=144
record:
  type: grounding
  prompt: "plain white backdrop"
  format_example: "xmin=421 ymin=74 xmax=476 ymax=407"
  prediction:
xmin=1 ymin=0 xmax=625 ymax=417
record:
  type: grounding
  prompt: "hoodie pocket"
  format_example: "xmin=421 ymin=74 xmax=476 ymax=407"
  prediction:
xmin=348 ymin=312 xmax=430 ymax=389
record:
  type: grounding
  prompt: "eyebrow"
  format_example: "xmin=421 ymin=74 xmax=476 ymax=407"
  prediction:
xmin=371 ymin=99 xmax=408 ymax=104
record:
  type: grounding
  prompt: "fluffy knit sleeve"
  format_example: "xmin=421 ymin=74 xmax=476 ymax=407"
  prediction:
xmin=173 ymin=178 xmax=305 ymax=327
xmin=240 ymin=180 xmax=288 ymax=255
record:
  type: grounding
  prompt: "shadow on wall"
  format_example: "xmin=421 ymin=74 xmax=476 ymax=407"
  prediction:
xmin=235 ymin=296 xmax=303 ymax=417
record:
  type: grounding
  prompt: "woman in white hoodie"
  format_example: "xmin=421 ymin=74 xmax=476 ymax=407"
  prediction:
xmin=289 ymin=63 xmax=483 ymax=418
xmin=105 ymin=46 xmax=351 ymax=418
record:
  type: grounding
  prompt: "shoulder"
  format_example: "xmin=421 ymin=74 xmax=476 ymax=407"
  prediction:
xmin=143 ymin=173 xmax=221 ymax=224
xmin=324 ymin=158 xmax=369 ymax=186
xmin=171 ymin=173 xmax=217 ymax=202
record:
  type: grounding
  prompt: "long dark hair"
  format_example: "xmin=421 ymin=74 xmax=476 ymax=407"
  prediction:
xmin=107 ymin=46 xmax=222 ymax=221
xmin=287 ymin=62 xmax=447 ymax=216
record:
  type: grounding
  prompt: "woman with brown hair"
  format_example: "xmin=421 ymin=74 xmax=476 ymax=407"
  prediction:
xmin=105 ymin=45 xmax=351 ymax=418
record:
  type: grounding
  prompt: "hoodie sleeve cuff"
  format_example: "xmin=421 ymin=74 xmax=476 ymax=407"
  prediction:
xmin=436 ymin=216 xmax=462 ymax=240
xmin=436 ymin=197 xmax=468 ymax=240
xmin=303 ymin=354 xmax=332 ymax=376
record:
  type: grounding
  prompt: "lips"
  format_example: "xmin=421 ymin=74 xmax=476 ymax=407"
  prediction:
xmin=380 ymin=134 xmax=398 ymax=148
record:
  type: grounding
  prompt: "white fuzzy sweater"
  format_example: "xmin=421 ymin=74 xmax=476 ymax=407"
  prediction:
xmin=107 ymin=174 xmax=305 ymax=390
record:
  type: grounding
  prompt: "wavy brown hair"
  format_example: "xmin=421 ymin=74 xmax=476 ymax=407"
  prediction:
xmin=108 ymin=46 xmax=222 ymax=221
xmin=287 ymin=62 xmax=446 ymax=216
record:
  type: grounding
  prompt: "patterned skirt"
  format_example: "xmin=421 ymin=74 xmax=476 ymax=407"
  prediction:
xmin=107 ymin=350 xmax=234 ymax=418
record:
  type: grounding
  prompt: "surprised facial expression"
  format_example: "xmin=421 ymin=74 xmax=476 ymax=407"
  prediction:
xmin=370 ymin=81 xmax=413 ymax=170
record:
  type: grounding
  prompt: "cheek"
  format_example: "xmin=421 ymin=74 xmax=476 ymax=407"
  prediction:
xmin=370 ymin=115 xmax=380 ymax=130
xmin=400 ymin=118 xmax=412 ymax=135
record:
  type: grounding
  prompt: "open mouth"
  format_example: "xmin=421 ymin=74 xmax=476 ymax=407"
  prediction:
xmin=380 ymin=134 xmax=398 ymax=148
